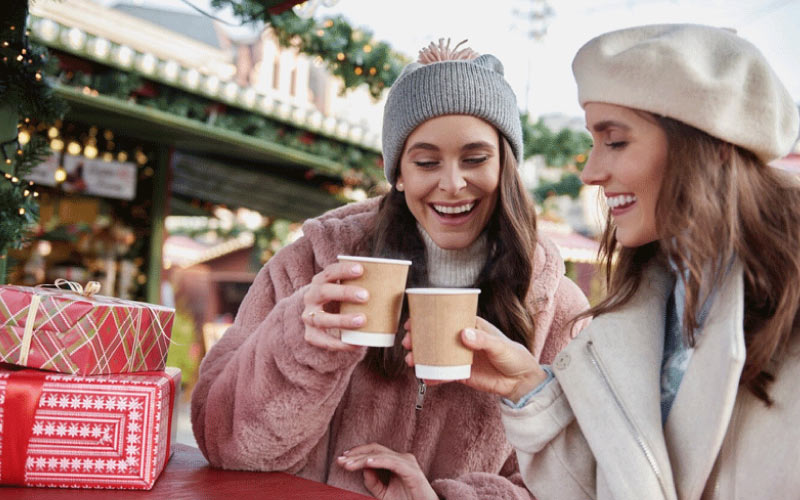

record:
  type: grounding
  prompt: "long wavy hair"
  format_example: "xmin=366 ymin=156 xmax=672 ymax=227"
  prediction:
xmin=362 ymin=132 xmax=538 ymax=379
xmin=581 ymin=116 xmax=800 ymax=405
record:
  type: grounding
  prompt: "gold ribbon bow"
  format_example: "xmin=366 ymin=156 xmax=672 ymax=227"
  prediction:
xmin=18 ymin=280 xmax=103 ymax=365
xmin=51 ymin=278 xmax=102 ymax=297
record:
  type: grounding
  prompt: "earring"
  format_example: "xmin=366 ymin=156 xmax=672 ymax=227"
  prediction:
xmin=396 ymin=182 xmax=404 ymax=192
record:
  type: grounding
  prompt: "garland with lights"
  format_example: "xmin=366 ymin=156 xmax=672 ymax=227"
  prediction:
xmin=0 ymin=3 xmax=66 ymax=260
xmin=209 ymin=2 xmax=408 ymax=99
xmin=50 ymin=54 xmax=385 ymax=186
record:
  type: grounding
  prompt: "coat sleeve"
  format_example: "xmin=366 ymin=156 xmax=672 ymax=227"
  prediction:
xmin=431 ymin=453 xmax=535 ymax=500
xmin=501 ymin=375 xmax=597 ymax=500
xmin=190 ymin=236 xmax=366 ymax=471
xmin=537 ymin=275 xmax=590 ymax=364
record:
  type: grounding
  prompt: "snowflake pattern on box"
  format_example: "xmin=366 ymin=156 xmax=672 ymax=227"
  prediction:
xmin=0 ymin=367 xmax=179 ymax=489
xmin=0 ymin=285 xmax=174 ymax=375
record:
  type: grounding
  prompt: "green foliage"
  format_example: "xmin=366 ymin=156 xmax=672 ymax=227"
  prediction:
xmin=533 ymin=172 xmax=583 ymax=203
xmin=521 ymin=114 xmax=592 ymax=202
xmin=52 ymin=66 xmax=385 ymax=187
xmin=210 ymin=2 xmax=408 ymax=99
xmin=165 ymin=309 xmax=201 ymax=390
xmin=0 ymin=3 xmax=66 ymax=258
xmin=521 ymin=114 xmax=592 ymax=168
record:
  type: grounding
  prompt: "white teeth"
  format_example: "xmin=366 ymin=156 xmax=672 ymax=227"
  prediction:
xmin=606 ymin=194 xmax=637 ymax=209
xmin=433 ymin=202 xmax=475 ymax=214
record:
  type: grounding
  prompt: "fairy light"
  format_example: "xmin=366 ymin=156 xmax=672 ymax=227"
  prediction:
xmin=54 ymin=165 xmax=67 ymax=183
xmin=336 ymin=52 xmax=345 ymax=61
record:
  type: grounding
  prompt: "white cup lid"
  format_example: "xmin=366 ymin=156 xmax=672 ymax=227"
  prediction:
xmin=406 ymin=288 xmax=481 ymax=295
xmin=338 ymin=255 xmax=412 ymax=265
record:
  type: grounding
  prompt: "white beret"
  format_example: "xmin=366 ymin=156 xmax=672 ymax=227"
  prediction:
xmin=572 ymin=24 xmax=799 ymax=163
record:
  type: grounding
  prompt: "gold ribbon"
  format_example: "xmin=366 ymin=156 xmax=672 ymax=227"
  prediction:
xmin=19 ymin=280 xmax=102 ymax=365
xmin=18 ymin=295 xmax=41 ymax=366
xmin=50 ymin=279 xmax=102 ymax=297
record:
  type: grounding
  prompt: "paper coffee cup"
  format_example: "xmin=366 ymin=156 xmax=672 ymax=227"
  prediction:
xmin=338 ymin=255 xmax=412 ymax=347
xmin=406 ymin=288 xmax=480 ymax=380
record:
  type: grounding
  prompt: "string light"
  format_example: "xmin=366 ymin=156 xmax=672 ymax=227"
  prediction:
xmin=336 ymin=52 xmax=345 ymax=61
xmin=54 ymin=165 xmax=67 ymax=183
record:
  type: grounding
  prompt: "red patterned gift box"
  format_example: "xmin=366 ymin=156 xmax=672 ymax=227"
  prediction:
xmin=0 ymin=283 xmax=174 ymax=375
xmin=0 ymin=365 xmax=180 ymax=489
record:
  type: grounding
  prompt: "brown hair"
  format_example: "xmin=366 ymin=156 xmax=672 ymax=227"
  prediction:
xmin=582 ymin=116 xmax=800 ymax=404
xmin=363 ymin=133 xmax=538 ymax=378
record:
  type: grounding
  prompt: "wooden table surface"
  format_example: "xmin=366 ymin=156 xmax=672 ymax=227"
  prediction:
xmin=1 ymin=443 xmax=373 ymax=499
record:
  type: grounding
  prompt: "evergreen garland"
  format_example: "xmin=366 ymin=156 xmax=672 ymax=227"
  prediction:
xmin=0 ymin=3 xmax=66 ymax=255
xmin=209 ymin=2 xmax=408 ymax=99
xmin=50 ymin=55 xmax=385 ymax=187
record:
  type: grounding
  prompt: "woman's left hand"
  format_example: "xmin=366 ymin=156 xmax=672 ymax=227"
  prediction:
xmin=336 ymin=443 xmax=438 ymax=500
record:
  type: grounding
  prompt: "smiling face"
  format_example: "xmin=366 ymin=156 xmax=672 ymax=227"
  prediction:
xmin=580 ymin=102 xmax=668 ymax=248
xmin=396 ymin=115 xmax=501 ymax=250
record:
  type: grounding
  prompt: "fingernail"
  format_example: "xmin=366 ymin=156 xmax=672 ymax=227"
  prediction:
xmin=464 ymin=328 xmax=476 ymax=342
xmin=351 ymin=264 xmax=363 ymax=275
xmin=337 ymin=455 xmax=347 ymax=461
xmin=352 ymin=315 xmax=365 ymax=326
xmin=342 ymin=449 xmax=350 ymax=456
xmin=356 ymin=289 xmax=368 ymax=301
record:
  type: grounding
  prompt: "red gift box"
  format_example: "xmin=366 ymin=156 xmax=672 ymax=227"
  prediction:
xmin=0 ymin=283 xmax=174 ymax=375
xmin=0 ymin=365 xmax=180 ymax=489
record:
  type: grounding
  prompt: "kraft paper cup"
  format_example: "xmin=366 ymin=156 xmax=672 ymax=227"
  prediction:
xmin=406 ymin=288 xmax=480 ymax=380
xmin=338 ymin=255 xmax=412 ymax=347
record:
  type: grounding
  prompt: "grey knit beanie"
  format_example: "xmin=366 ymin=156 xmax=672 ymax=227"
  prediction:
xmin=381 ymin=54 xmax=522 ymax=184
xmin=573 ymin=24 xmax=799 ymax=163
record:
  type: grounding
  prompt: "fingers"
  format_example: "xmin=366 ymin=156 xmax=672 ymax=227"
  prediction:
xmin=361 ymin=469 xmax=386 ymax=499
xmin=311 ymin=261 xmax=363 ymax=285
xmin=302 ymin=308 xmax=365 ymax=331
xmin=304 ymin=282 xmax=369 ymax=309
xmin=401 ymin=331 xmax=412 ymax=350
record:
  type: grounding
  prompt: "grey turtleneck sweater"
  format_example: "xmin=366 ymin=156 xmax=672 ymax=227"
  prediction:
xmin=417 ymin=223 xmax=489 ymax=287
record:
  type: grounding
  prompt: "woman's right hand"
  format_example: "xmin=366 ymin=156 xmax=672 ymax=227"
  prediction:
xmin=460 ymin=317 xmax=549 ymax=401
xmin=404 ymin=317 xmax=548 ymax=401
xmin=302 ymin=261 xmax=369 ymax=352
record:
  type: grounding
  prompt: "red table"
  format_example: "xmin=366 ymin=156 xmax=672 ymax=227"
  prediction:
xmin=1 ymin=443 xmax=372 ymax=499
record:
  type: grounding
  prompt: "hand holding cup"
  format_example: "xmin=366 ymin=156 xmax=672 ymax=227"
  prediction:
xmin=302 ymin=260 xmax=371 ymax=352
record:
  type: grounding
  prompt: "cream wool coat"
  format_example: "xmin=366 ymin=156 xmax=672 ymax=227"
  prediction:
xmin=502 ymin=261 xmax=800 ymax=500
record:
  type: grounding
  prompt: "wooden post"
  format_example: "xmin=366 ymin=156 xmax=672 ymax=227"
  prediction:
xmin=145 ymin=146 xmax=170 ymax=304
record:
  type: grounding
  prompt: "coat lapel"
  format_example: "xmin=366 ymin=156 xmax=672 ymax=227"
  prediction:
xmin=557 ymin=263 xmax=678 ymax=500
xmin=663 ymin=262 xmax=746 ymax=500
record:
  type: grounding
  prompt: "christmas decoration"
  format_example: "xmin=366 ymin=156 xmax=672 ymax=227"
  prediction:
xmin=0 ymin=3 xmax=66 ymax=281
xmin=0 ymin=366 xmax=179 ymax=490
xmin=49 ymin=55 xmax=385 ymax=186
xmin=0 ymin=282 xmax=174 ymax=375
xmin=209 ymin=2 xmax=408 ymax=98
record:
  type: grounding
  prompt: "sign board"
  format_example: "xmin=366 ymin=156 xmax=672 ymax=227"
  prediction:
xmin=26 ymin=153 xmax=138 ymax=201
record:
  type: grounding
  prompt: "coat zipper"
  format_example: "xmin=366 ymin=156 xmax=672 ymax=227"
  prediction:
xmin=586 ymin=340 xmax=670 ymax=500
xmin=415 ymin=379 xmax=426 ymax=410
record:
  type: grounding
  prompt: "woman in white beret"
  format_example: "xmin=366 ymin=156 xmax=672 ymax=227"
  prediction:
xmin=405 ymin=24 xmax=800 ymax=499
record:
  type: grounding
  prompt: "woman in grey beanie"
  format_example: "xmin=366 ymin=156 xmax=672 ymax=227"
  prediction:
xmin=192 ymin=39 xmax=587 ymax=499
xmin=434 ymin=24 xmax=800 ymax=499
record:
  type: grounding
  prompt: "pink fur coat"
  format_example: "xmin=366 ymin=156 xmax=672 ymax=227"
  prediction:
xmin=191 ymin=197 xmax=588 ymax=499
